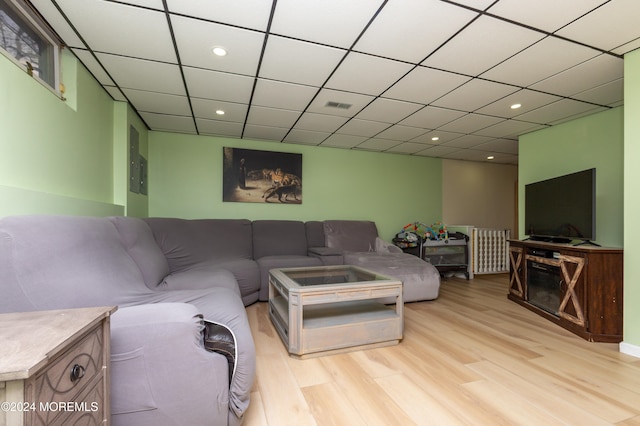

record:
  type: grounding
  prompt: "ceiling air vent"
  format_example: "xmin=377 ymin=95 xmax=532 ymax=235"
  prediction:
xmin=326 ymin=101 xmax=352 ymax=110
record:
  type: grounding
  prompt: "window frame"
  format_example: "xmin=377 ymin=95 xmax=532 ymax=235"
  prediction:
xmin=0 ymin=0 xmax=62 ymax=96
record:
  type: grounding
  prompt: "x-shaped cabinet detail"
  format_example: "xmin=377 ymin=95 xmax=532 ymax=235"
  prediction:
xmin=524 ymin=254 xmax=586 ymax=327
xmin=509 ymin=246 xmax=523 ymax=298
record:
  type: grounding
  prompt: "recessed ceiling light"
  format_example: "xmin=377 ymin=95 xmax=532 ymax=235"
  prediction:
xmin=431 ymin=136 xmax=439 ymax=141
xmin=510 ymin=103 xmax=522 ymax=110
xmin=212 ymin=47 xmax=227 ymax=56
xmin=215 ymin=110 xmax=225 ymax=115
xmin=487 ymin=155 xmax=495 ymax=160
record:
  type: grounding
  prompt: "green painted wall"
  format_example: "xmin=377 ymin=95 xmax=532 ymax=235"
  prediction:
xmin=0 ymin=49 xmax=124 ymax=216
xmin=148 ymin=132 xmax=443 ymax=240
xmin=518 ymin=107 xmax=624 ymax=248
xmin=624 ymin=50 xmax=640 ymax=350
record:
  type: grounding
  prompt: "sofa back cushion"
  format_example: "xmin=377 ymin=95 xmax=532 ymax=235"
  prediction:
xmin=109 ymin=216 xmax=170 ymax=289
xmin=0 ymin=215 xmax=152 ymax=312
xmin=323 ymin=220 xmax=379 ymax=252
xmin=305 ymin=221 xmax=326 ymax=248
xmin=252 ymin=220 xmax=307 ymax=258
xmin=144 ymin=218 xmax=253 ymax=272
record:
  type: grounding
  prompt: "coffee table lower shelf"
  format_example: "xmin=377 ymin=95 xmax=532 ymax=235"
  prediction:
xmin=269 ymin=297 xmax=402 ymax=359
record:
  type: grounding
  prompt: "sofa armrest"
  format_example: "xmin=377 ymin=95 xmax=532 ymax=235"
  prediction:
xmin=308 ymin=246 xmax=343 ymax=256
xmin=308 ymin=246 xmax=344 ymax=266
xmin=110 ymin=303 xmax=230 ymax=425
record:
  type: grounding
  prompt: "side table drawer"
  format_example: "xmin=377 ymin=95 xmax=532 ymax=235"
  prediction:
xmin=25 ymin=324 xmax=104 ymax=424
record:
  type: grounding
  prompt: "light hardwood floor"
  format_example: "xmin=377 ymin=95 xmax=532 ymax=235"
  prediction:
xmin=243 ymin=274 xmax=640 ymax=425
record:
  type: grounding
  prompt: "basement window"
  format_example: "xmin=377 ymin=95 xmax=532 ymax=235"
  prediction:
xmin=0 ymin=0 xmax=61 ymax=94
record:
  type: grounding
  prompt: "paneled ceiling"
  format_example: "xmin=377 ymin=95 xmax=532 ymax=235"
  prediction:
xmin=30 ymin=0 xmax=640 ymax=164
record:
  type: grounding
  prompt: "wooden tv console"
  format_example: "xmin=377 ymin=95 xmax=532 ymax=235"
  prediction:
xmin=508 ymin=239 xmax=623 ymax=343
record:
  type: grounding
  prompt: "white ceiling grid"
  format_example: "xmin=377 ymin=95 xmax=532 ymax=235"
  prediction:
xmin=27 ymin=0 xmax=640 ymax=165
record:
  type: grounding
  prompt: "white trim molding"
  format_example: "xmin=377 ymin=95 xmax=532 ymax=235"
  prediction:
xmin=619 ymin=341 xmax=640 ymax=359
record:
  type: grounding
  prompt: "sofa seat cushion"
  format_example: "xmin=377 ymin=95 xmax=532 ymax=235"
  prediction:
xmin=255 ymin=255 xmax=323 ymax=300
xmin=160 ymin=267 xmax=240 ymax=295
xmin=343 ymin=252 xmax=441 ymax=302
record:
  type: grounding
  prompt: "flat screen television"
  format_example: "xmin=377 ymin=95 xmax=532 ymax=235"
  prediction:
xmin=524 ymin=168 xmax=596 ymax=244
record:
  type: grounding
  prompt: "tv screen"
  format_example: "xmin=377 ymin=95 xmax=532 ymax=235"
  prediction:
xmin=525 ymin=168 xmax=595 ymax=242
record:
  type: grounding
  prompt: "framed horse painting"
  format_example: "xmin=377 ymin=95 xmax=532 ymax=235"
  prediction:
xmin=222 ymin=147 xmax=303 ymax=204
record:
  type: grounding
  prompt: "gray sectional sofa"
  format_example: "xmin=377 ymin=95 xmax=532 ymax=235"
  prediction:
xmin=0 ymin=215 xmax=440 ymax=425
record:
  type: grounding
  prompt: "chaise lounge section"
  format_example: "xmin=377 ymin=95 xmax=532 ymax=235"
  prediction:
xmin=0 ymin=214 xmax=440 ymax=424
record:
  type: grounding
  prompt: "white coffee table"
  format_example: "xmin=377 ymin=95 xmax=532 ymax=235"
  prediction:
xmin=268 ymin=265 xmax=403 ymax=359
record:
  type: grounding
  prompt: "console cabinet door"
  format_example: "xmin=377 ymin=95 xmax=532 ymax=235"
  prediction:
xmin=557 ymin=253 xmax=587 ymax=327
xmin=509 ymin=246 xmax=524 ymax=300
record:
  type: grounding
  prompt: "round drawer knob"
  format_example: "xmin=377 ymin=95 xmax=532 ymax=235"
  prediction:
xmin=70 ymin=364 xmax=86 ymax=382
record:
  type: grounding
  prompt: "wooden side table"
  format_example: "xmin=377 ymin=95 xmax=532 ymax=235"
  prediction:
xmin=0 ymin=306 xmax=116 ymax=426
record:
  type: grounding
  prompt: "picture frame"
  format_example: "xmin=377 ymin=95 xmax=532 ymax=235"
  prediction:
xmin=222 ymin=147 xmax=302 ymax=204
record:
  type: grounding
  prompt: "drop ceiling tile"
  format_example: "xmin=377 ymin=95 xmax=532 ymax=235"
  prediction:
xmin=57 ymin=0 xmax=176 ymax=62
xmin=112 ymin=0 xmax=163 ymax=9
xmin=283 ymin=129 xmax=330 ymax=145
xmin=441 ymin=134 xmax=493 ymax=149
xmin=573 ymin=79 xmax=623 ymax=106
xmin=196 ymin=118 xmax=243 ymax=137
xmin=386 ymin=142 xmax=430 ymax=154
xmin=123 ymin=88 xmax=191 ymax=116
xmin=355 ymin=98 xmax=423 ymax=123
xmin=355 ymin=138 xmax=402 ymax=152
xmin=481 ymin=36 xmax=600 ymax=87
xmin=29 ymin=0 xmax=86 ymax=48
xmin=375 ymin=125 xmax=426 ymax=141
xmin=191 ymin=98 xmax=248 ymax=121
xmin=71 ymin=49 xmax=114 ymax=86
xmin=336 ymin=119 xmax=391 ymax=137
xmin=96 ymin=53 xmax=186 ymax=95
xmin=414 ymin=145 xmax=460 ymax=157
xmin=515 ymin=99 xmax=605 ymax=124
xmin=531 ymin=54 xmax=623 ymax=98
xmin=556 ymin=0 xmax=640 ymax=52
xmin=444 ymin=148 xmax=495 ymax=162
xmin=438 ymin=114 xmax=504 ymax=134
xmin=431 ymin=79 xmax=520 ymax=111
xmin=270 ymin=0 xmax=384 ymax=48
xmin=476 ymin=89 xmax=561 ymax=118
xmin=383 ymin=67 xmax=471 ymax=105
xmin=475 ymin=119 xmax=544 ymax=139
xmin=474 ymin=138 xmax=519 ymax=155
xmin=326 ymin=53 xmax=414 ymax=96
xmin=547 ymin=106 xmax=608 ymax=125
xmin=354 ymin=0 xmax=478 ymax=63
xmin=487 ymin=0 xmax=607 ymax=33
xmin=166 ymin=0 xmax=272 ymax=31
xmin=411 ymin=130 xmax=464 ymax=145
xmin=294 ymin=113 xmax=349 ymax=133
xmin=400 ymin=106 xmax=466 ymax=129
xmin=252 ymin=79 xmax=317 ymax=110
xmin=243 ymin=124 xmax=289 ymax=141
xmin=140 ymin=112 xmax=196 ymax=133
xmin=103 ymin=86 xmax=127 ymax=102
xmin=246 ymin=106 xmax=301 ymax=128
xmin=259 ymin=36 xmax=346 ymax=86
xmin=613 ymin=39 xmax=640 ymax=56
xmin=423 ymin=15 xmax=544 ymax=76
xmin=447 ymin=0 xmax=496 ymax=10
xmin=171 ymin=16 xmax=264 ymax=74
xmin=183 ymin=67 xmax=254 ymax=103
xmin=306 ymin=89 xmax=375 ymax=118
xmin=321 ymin=134 xmax=368 ymax=149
